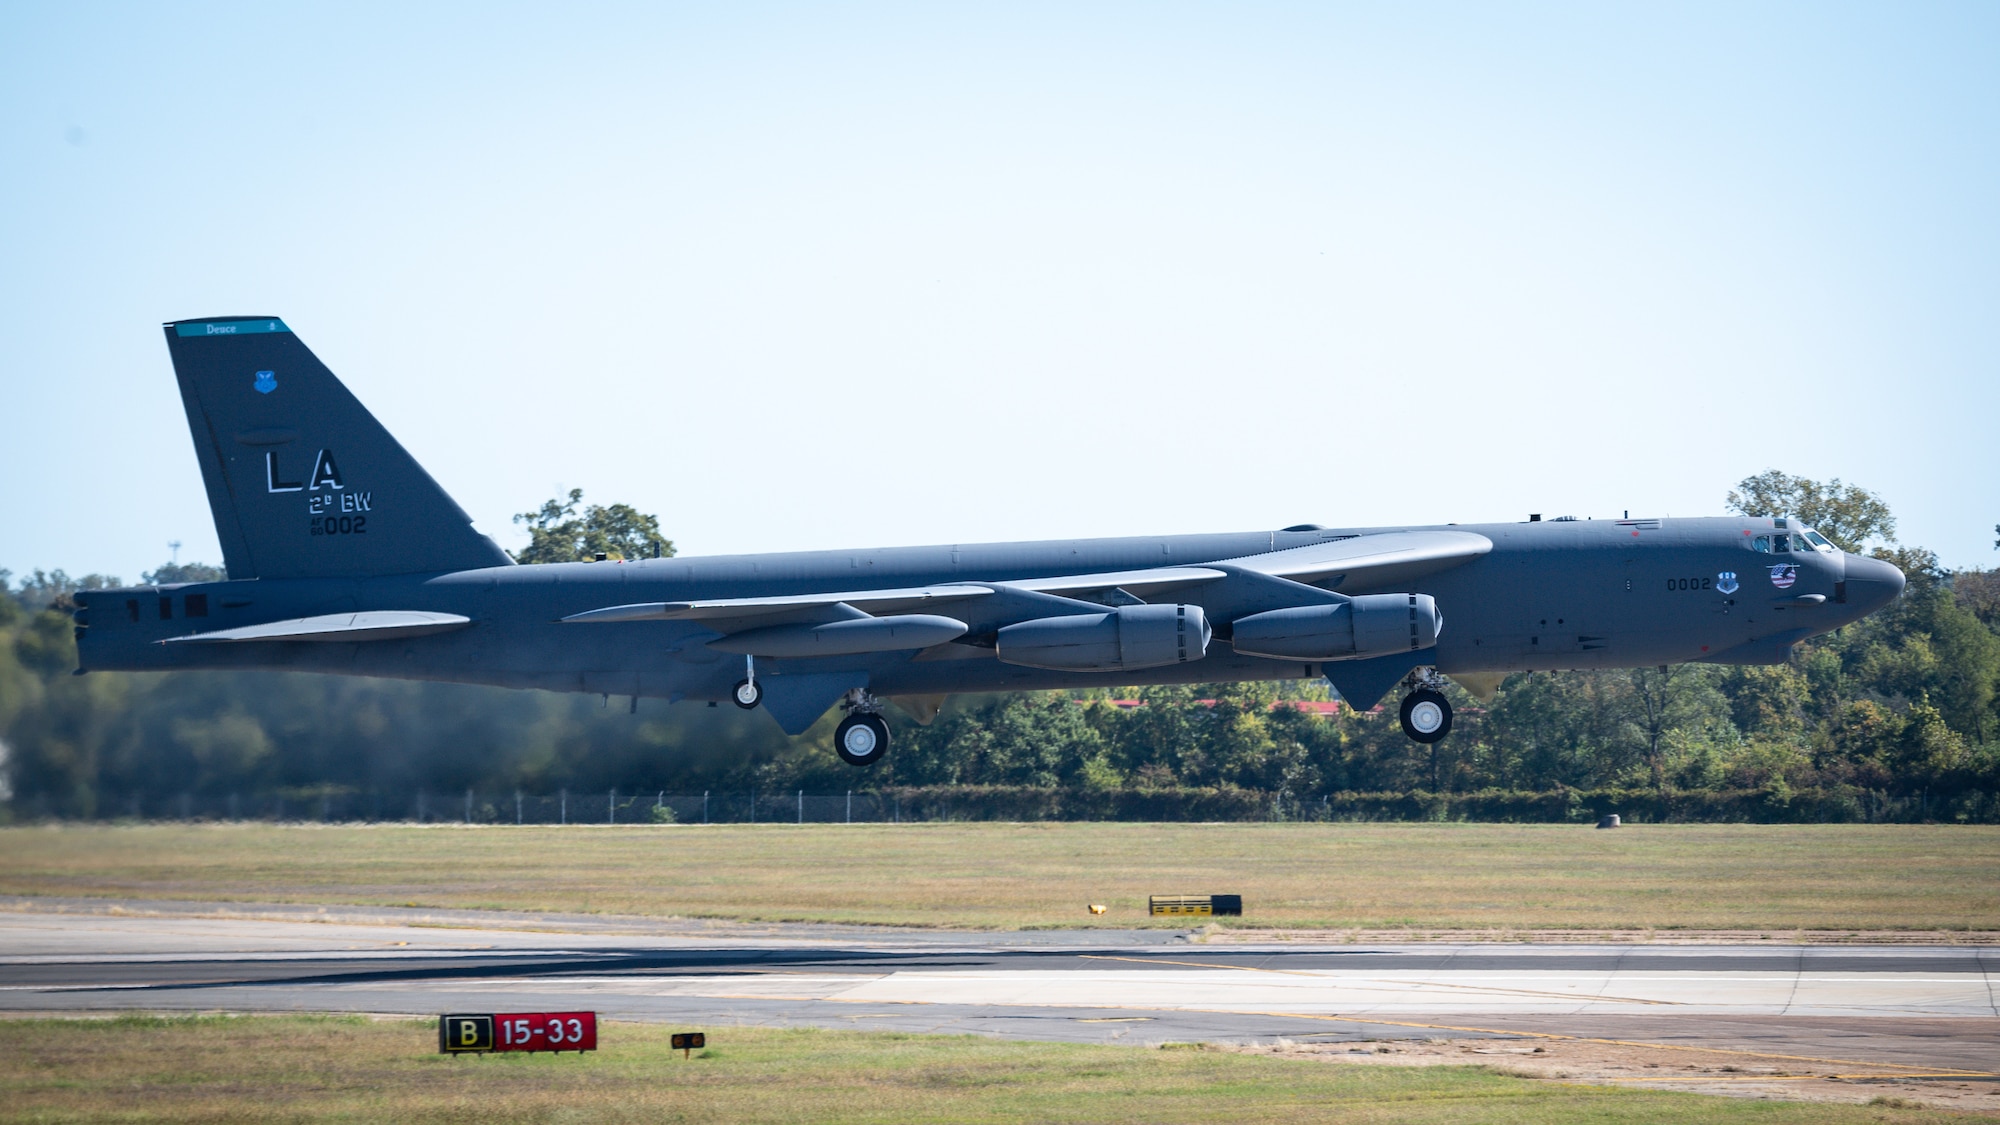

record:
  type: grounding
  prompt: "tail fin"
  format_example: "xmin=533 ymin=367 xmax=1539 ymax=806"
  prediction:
xmin=165 ymin=317 xmax=513 ymax=580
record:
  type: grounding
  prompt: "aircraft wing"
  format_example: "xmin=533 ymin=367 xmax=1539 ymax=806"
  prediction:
xmin=1215 ymin=530 xmax=1492 ymax=589
xmin=562 ymin=584 xmax=995 ymax=623
xmin=977 ymin=532 xmax=1492 ymax=602
xmin=1001 ymin=566 xmax=1227 ymax=598
xmin=161 ymin=611 xmax=472 ymax=644
xmin=562 ymin=531 xmax=1490 ymax=629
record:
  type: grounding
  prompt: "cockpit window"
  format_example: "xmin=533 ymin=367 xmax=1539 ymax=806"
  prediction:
xmin=1751 ymin=529 xmax=1835 ymax=553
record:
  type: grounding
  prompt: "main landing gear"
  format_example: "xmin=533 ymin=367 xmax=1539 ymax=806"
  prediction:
xmin=1398 ymin=670 xmax=1453 ymax=744
xmin=834 ymin=688 xmax=890 ymax=768
xmin=727 ymin=664 xmax=888 ymax=767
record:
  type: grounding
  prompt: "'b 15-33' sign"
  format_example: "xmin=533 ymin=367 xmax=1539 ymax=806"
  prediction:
xmin=438 ymin=1011 xmax=597 ymax=1054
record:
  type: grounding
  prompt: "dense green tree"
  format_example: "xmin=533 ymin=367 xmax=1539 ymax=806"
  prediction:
xmin=1627 ymin=665 xmax=1735 ymax=792
xmin=2 ymin=569 xmax=124 ymax=611
xmin=143 ymin=562 xmax=226 ymax=585
xmin=512 ymin=489 xmax=674 ymax=563
xmin=1949 ymin=570 xmax=2000 ymax=630
xmin=1848 ymin=581 xmax=2000 ymax=743
xmin=1726 ymin=470 xmax=1896 ymax=551
xmin=895 ymin=694 xmax=1113 ymax=788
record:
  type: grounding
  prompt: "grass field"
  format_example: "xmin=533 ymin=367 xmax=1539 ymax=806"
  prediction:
xmin=1 ymin=822 xmax=1994 ymax=932
xmin=0 ymin=1015 xmax=1983 ymax=1124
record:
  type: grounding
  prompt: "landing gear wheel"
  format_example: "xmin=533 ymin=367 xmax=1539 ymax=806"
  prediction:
xmin=834 ymin=712 xmax=890 ymax=767
xmin=732 ymin=679 xmax=762 ymax=709
xmin=1400 ymin=688 xmax=1452 ymax=743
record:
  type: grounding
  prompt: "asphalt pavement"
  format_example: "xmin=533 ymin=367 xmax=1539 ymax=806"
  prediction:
xmin=1 ymin=897 xmax=1994 ymax=1076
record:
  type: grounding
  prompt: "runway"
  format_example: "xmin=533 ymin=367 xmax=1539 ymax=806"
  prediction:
xmin=2 ymin=897 xmax=1995 ymax=1101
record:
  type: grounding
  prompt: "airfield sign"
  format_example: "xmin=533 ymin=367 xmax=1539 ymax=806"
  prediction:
xmin=439 ymin=1011 xmax=597 ymax=1054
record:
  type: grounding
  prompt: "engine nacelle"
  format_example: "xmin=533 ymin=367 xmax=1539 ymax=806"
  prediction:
xmin=1229 ymin=593 xmax=1441 ymax=661
xmin=996 ymin=604 xmax=1211 ymax=672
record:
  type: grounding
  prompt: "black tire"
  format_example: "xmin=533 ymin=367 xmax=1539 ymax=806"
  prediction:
xmin=834 ymin=713 xmax=890 ymax=767
xmin=1399 ymin=688 xmax=1452 ymax=744
xmin=732 ymin=679 xmax=762 ymax=709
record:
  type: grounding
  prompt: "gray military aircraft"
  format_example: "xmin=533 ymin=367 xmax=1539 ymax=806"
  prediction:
xmin=73 ymin=317 xmax=1906 ymax=766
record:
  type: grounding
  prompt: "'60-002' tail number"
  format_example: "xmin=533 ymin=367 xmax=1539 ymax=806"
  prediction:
xmin=1667 ymin=576 xmax=1712 ymax=591
xmin=312 ymin=516 xmax=367 ymax=536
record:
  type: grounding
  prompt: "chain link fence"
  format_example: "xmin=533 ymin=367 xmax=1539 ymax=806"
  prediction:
xmin=11 ymin=783 xmax=1986 ymax=824
xmin=43 ymin=789 xmax=922 ymax=825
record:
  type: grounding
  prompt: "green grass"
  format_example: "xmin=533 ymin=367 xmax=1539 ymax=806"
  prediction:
xmin=0 ymin=1015 xmax=1984 ymax=1124
xmin=1 ymin=822 xmax=1995 ymax=932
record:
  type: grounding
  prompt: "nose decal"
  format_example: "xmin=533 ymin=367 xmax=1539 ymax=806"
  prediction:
xmin=1768 ymin=564 xmax=1798 ymax=590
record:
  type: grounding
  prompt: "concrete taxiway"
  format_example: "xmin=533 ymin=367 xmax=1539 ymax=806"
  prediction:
xmin=1 ymin=897 xmax=1994 ymax=1096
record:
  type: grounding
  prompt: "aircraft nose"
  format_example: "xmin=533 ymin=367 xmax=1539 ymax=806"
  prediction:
xmin=1842 ymin=553 xmax=1905 ymax=614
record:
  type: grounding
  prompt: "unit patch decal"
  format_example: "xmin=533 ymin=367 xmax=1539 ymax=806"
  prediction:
xmin=253 ymin=370 xmax=277 ymax=394
xmin=1716 ymin=571 xmax=1739 ymax=595
xmin=1768 ymin=564 xmax=1798 ymax=590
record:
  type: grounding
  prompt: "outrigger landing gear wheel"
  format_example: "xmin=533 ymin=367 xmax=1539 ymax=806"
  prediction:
xmin=733 ymin=655 xmax=761 ymax=709
xmin=1400 ymin=688 xmax=1452 ymax=743
xmin=834 ymin=712 xmax=890 ymax=767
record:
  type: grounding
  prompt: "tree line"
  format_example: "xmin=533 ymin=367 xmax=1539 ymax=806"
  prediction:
xmin=3 ymin=475 xmax=1996 ymax=822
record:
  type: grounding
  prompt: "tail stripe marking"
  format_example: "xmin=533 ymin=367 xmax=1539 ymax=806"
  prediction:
xmin=174 ymin=319 xmax=290 ymax=337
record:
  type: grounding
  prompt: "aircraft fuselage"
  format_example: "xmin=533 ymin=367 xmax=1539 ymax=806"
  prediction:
xmin=77 ymin=515 xmax=1899 ymax=705
xmin=73 ymin=315 xmax=1906 ymax=754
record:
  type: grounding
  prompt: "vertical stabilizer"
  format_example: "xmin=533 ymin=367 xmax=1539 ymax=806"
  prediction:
xmin=165 ymin=317 xmax=513 ymax=580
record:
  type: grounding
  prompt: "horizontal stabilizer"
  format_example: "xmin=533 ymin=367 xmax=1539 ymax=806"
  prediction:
xmin=162 ymin=611 xmax=472 ymax=644
xmin=563 ymin=585 xmax=993 ymax=623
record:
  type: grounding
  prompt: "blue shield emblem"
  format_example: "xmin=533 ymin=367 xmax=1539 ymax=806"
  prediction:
xmin=1716 ymin=571 xmax=1738 ymax=595
xmin=253 ymin=370 xmax=277 ymax=395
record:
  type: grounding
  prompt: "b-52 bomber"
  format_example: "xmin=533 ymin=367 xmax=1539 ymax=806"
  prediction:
xmin=74 ymin=317 xmax=1907 ymax=767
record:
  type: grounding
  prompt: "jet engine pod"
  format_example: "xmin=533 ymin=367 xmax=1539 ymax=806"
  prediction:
xmin=996 ymin=604 xmax=1211 ymax=672
xmin=1231 ymin=593 xmax=1441 ymax=661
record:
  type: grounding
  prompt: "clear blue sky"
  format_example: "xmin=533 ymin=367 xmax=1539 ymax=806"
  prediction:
xmin=4 ymin=2 xmax=1996 ymax=582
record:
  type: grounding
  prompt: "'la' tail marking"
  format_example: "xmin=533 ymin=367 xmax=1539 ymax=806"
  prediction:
xmin=266 ymin=451 xmax=304 ymax=493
